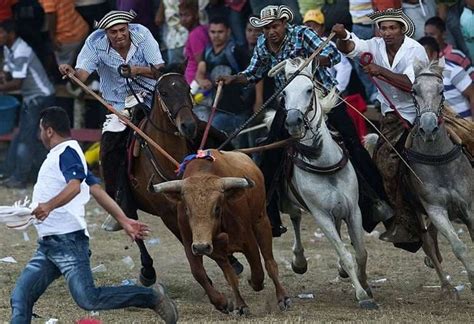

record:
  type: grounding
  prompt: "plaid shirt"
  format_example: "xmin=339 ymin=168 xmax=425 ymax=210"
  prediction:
xmin=241 ymin=25 xmax=340 ymax=90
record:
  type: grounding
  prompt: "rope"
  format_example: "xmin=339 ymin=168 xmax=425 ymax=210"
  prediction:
xmin=217 ymin=32 xmax=337 ymax=150
xmin=359 ymin=52 xmax=411 ymax=129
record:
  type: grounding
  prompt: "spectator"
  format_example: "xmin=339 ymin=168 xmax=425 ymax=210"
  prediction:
xmin=402 ymin=0 xmax=436 ymax=40
xmin=10 ymin=106 xmax=178 ymax=324
xmin=116 ymin=0 xmax=157 ymax=33
xmin=194 ymin=16 xmax=250 ymax=146
xmin=348 ymin=0 xmax=378 ymax=102
xmin=446 ymin=0 xmax=473 ymax=62
xmin=179 ymin=0 xmax=210 ymax=86
xmin=75 ymin=0 xmax=110 ymax=30
xmin=425 ymin=16 xmax=474 ymax=80
xmin=224 ymin=0 xmax=250 ymax=47
xmin=419 ymin=36 xmax=474 ymax=119
xmin=39 ymin=0 xmax=90 ymax=65
xmin=0 ymin=0 xmax=17 ymax=22
xmin=0 ymin=19 xmax=55 ymax=189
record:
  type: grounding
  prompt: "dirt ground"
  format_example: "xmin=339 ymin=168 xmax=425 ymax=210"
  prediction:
xmin=1 ymin=185 xmax=473 ymax=324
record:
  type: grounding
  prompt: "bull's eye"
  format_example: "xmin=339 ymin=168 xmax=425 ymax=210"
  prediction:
xmin=214 ymin=206 xmax=221 ymax=215
xmin=185 ymin=206 xmax=190 ymax=216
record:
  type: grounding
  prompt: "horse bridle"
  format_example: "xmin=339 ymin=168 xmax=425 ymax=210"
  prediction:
xmin=124 ymin=71 xmax=194 ymax=132
xmin=284 ymin=73 xmax=323 ymax=140
xmin=411 ymin=72 xmax=445 ymax=126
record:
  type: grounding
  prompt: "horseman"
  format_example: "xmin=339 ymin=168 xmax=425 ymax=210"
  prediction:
xmin=219 ymin=5 xmax=392 ymax=237
xmin=332 ymin=8 xmax=430 ymax=246
xmin=59 ymin=10 xmax=165 ymax=219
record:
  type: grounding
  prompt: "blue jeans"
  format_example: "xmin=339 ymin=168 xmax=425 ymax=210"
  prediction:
xmin=351 ymin=24 xmax=377 ymax=102
xmin=10 ymin=230 xmax=158 ymax=323
xmin=1 ymin=95 xmax=55 ymax=182
xmin=212 ymin=111 xmax=249 ymax=148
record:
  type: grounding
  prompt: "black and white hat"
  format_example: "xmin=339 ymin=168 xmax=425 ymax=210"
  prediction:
xmin=94 ymin=10 xmax=137 ymax=29
xmin=249 ymin=5 xmax=294 ymax=28
xmin=367 ymin=8 xmax=415 ymax=38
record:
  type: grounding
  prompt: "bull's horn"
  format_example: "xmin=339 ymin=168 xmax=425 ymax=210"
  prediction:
xmin=221 ymin=177 xmax=255 ymax=191
xmin=152 ymin=180 xmax=183 ymax=193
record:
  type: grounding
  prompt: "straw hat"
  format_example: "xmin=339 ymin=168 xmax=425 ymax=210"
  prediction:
xmin=249 ymin=5 xmax=294 ymax=28
xmin=367 ymin=8 xmax=415 ymax=38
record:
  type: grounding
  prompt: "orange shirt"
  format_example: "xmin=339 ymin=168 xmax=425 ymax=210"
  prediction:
xmin=39 ymin=0 xmax=89 ymax=44
xmin=0 ymin=0 xmax=18 ymax=22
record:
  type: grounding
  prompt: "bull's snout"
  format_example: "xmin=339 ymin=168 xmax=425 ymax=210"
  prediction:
xmin=285 ymin=110 xmax=304 ymax=137
xmin=418 ymin=112 xmax=439 ymax=142
xmin=191 ymin=242 xmax=213 ymax=256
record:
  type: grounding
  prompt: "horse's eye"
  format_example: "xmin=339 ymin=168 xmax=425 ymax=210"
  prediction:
xmin=412 ymin=90 xmax=417 ymax=96
xmin=306 ymin=88 xmax=312 ymax=95
xmin=160 ymin=91 xmax=168 ymax=97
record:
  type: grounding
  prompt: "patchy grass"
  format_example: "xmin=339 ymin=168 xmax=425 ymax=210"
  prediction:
xmin=1 ymin=185 xmax=473 ymax=323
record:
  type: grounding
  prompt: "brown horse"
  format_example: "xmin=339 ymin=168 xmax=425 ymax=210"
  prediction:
xmin=118 ymin=72 xmax=231 ymax=285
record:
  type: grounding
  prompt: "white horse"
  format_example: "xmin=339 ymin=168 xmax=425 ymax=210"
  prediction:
xmin=268 ymin=57 xmax=376 ymax=309
xmin=407 ymin=58 xmax=474 ymax=298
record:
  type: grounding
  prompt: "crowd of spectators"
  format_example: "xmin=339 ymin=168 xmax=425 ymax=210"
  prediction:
xmin=0 ymin=0 xmax=473 ymax=189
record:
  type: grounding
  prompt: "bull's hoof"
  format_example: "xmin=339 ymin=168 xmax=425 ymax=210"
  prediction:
xmin=278 ymin=297 xmax=292 ymax=311
xmin=247 ymin=278 xmax=264 ymax=291
xmin=228 ymin=255 xmax=244 ymax=276
xmin=291 ymin=261 xmax=307 ymax=274
xmin=424 ymin=256 xmax=435 ymax=269
xmin=235 ymin=305 xmax=250 ymax=316
xmin=217 ymin=300 xmax=234 ymax=314
xmin=359 ymin=299 xmax=378 ymax=310
xmin=139 ymin=268 xmax=156 ymax=287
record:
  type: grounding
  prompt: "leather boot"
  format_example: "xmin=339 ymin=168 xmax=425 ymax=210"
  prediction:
xmin=371 ymin=200 xmax=394 ymax=223
xmin=379 ymin=220 xmax=420 ymax=243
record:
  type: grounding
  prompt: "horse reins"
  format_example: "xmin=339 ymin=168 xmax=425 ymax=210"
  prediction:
xmin=65 ymin=73 xmax=180 ymax=169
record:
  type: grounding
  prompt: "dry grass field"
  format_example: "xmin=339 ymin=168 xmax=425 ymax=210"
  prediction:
xmin=1 ymin=185 xmax=473 ymax=323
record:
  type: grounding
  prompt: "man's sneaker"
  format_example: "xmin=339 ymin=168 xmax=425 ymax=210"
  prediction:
xmin=101 ymin=215 xmax=123 ymax=231
xmin=153 ymin=283 xmax=178 ymax=324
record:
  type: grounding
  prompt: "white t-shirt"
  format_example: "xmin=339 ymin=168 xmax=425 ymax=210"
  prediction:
xmin=347 ymin=34 xmax=429 ymax=123
xmin=33 ymin=140 xmax=90 ymax=238
xmin=443 ymin=60 xmax=472 ymax=118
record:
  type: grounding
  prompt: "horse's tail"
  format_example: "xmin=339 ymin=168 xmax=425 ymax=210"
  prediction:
xmin=318 ymin=87 xmax=339 ymax=115
xmin=363 ymin=133 xmax=379 ymax=157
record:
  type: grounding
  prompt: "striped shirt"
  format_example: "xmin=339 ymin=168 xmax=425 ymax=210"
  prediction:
xmin=3 ymin=37 xmax=54 ymax=102
xmin=349 ymin=0 xmax=374 ymax=24
xmin=39 ymin=0 xmax=89 ymax=44
xmin=242 ymin=25 xmax=340 ymax=91
xmin=443 ymin=60 xmax=472 ymax=118
xmin=441 ymin=44 xmax=474 ymax=81
xmin=76 ymin=24 xmax=164 ymax=111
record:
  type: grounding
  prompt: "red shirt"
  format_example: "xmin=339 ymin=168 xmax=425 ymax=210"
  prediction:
xmin=0 ymin=0 xmax=18 ymax=22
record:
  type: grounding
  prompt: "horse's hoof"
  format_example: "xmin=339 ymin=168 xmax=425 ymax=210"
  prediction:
xmin=338 ymin=266 xmax=349 ymax=279
xmin=365 ymin=287 xmax=374 ymax=299
xmin=424 ymin=256 xmax=435 ymax=269
xmin=139 ymin=268 xmax=156 ymax=287
xmin=217 ymin=300 xmax=233 ymax=314
xmin=278 ymin=297 xmax=292 ymax=311
xmin=441 ymin=287 xmax=460 ymax=301
xmin=359 ymin=299 xmax=378 ymax=310
xmin=291 ymin=261 xmax=308 ymax=274
xmin=235 ymin=305 xmax=250 ymax=316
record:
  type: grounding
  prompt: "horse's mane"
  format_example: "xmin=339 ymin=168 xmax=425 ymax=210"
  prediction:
xmin=267 ymin=57 xmax=338 ymax=114
xmin=414 ymin=57 xmax=444 ymax=80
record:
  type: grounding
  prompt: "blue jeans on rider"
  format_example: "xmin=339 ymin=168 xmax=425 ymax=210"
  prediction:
xmin=10 ymin=230 xmax=159 ymax=323
xmin=1 ymin=95 xmax=55 ymax=183
xmin=211 ymin=111 xmax=249 ymax=148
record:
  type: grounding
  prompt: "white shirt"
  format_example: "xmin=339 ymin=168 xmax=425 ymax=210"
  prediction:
xmin=347 ymin=34 xmax=429 ymax=123
xmin=33 ymin=140 xmax=90 ymax=238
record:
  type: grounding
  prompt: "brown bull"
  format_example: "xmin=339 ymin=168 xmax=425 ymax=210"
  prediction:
xmin=153 ymin=149 xmax=290 ymax=315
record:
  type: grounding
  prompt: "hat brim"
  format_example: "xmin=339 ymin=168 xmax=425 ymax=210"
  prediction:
xmin=249 ymin=5 xmax=294 ymax=28
xmin=368 ymin=10 xmax=415 ymax=38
